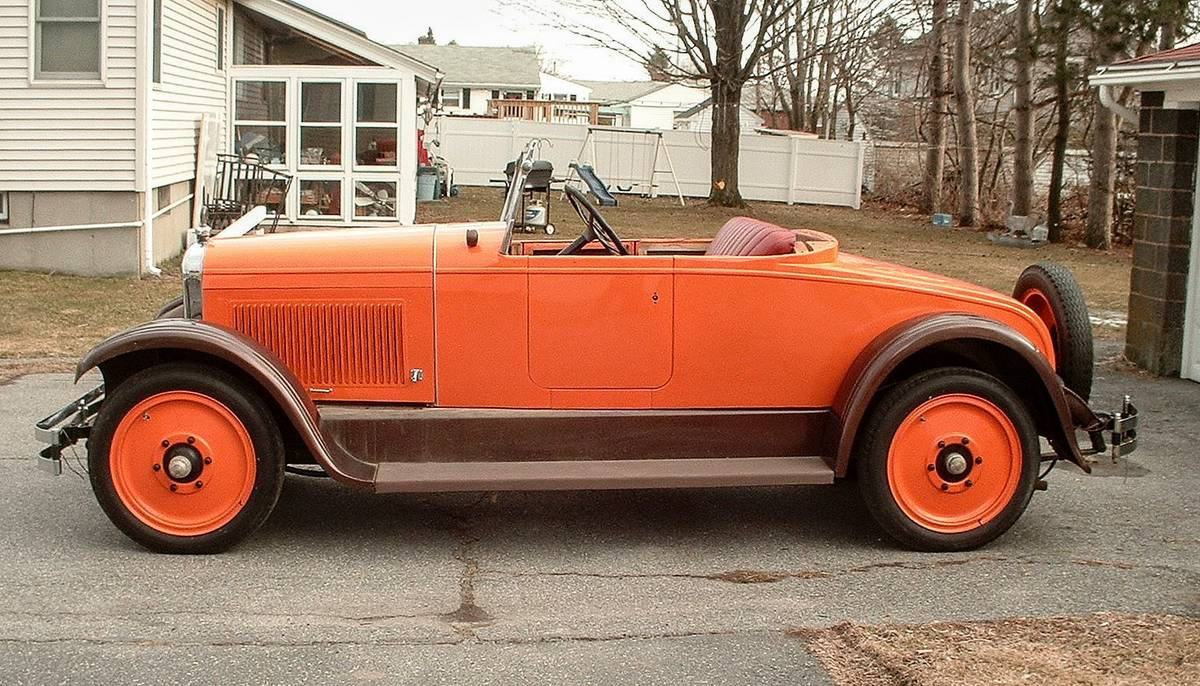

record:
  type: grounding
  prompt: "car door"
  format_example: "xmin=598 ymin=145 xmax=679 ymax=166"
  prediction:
xmin=526 ymin=255 xmax=673 ymax=391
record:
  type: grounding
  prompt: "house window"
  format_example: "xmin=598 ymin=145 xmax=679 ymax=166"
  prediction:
xmin=441 ymin=87 xmax=462 ymax=109
xmin=491 ymin=89 xmax=500 ymax=100
xmin=462 ymin=88 xmax=471 ymax=109
xmin=299 ymin=179 xmax=342 ymax=219
xmin=354 ymin=180 xmax=397 ymax=219
xmin=355 ymin=83 xmax=398 ymax=167
xmin=0 ymin=192 xmax=8 ymax=222
xmin=216 ymin=8 xmax=225 ymax=71
xmin=34 ymin=0 xmax=101 ymax=80
xmin=300 ymin=81 xmax=342 ymax=167
xmin=234 ymin=80 xmax=287 ymax=164
xmin=152 ymin=0 xmax=162 ymax=83
xmin=503 ymin=90 xmax=525 ymax=100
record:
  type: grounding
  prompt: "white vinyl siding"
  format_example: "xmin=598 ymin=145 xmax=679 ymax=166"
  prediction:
xmin=151 ymin=0 xmax=227 ymax=187
xmin=0 ymin=0 xmax=136 ymax=191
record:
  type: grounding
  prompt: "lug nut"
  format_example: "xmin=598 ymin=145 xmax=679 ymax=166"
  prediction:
xmin=940 ymin=483 xmax=949 ymax=491
xmin=169 ymin=484 xmax=177 ymax=492
xmin=975 ymin=456 xmax=983 ymax=465
xmin=962 ymin=437 xmax=970 ymax=445
xmin=152 ymin=464 xmax=161 ymax=472
xmin=204 ymin=457 xmax=212 ymax=465
xmin=927 ymin=464 xmax=935 ymax=472
xmin=195 ymin=481 xmax=203 ymax=489
xmin=937 ymin=440 xmax=946 ymax=448
xmin=187 ymin=436 xmax=195 ymax=444
xmin=161 ymin=440 xmax=170 ymax=448
xmin=965 ymin=480 xmax=974 ymax=488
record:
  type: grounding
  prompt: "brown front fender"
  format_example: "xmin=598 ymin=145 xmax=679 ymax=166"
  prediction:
xmin=76 ymin=318 xmax=375 ymax=487
xmin=830 ymin=313 xmax=1089 ymax=476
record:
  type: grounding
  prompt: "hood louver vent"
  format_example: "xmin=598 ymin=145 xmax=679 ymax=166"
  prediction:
xmin=230 ymin=302 xmax=406 ymax=391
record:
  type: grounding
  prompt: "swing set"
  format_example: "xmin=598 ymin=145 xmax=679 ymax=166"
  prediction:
xmin=563 ymin=126 xmax=685 ymax=207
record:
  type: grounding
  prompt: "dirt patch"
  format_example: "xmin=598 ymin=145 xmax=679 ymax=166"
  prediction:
xmin=793 ymin=612 xmax=1199 ymax=686
xmin=420 ymin=188 xmax=1131 ymax=340
xmin=0 ymin=358 xmax=74 ymax=384
xmin=707 ymin=569 xmax=832 ymax=584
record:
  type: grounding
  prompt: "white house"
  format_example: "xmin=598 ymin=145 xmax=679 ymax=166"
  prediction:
xmin=581 ymin=80 xmax=708 ymax=129
xmin=673 ymin=97 xmax=765 ymax=134
xmin=0 ymin=0 xmax=439 ymax=275
xmin=392 ymin=43 xmax=591 ymax=117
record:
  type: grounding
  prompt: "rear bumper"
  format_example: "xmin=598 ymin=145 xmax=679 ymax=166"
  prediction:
xmin=33 ymin=385 xmax=104 ymax=475
xmin=1071 ymin=394 xmax=1139 ymax=462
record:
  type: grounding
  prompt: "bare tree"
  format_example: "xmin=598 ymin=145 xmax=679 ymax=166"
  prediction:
xmin=556 ymin=0 xmax=801 ymax=207
xmin=1010 ymin=0 xmax=1035 ymax=217
xmin=921 ymin=0 xmax=949 ymax=213
xmin=953 ymin=0 xmax=979 ymax=226
xmin=1045 ymin=0 xmax=1078 ymax=242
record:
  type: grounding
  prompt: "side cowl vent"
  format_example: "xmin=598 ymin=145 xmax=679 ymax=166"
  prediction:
xmin=230 ymin=302 xmax=406 ymax=391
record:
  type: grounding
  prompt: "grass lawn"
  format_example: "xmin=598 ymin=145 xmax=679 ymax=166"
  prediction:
xmin=0 ymin=187 xmax=1131 ymax=360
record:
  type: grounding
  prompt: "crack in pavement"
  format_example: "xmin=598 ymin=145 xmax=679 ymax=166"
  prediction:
xmin=478 ymin=554 xmax=1199 ymax=585
xmin=0 ymin=628 xmax=760 ymax=649
xmin=427 ymin=496 xmax=495 ymax=635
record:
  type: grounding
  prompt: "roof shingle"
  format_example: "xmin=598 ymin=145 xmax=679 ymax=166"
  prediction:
xmin=391 ymin=44 xmax=541 ymax=88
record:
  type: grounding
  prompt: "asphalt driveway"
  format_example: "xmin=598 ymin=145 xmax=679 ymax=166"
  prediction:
xmin=0 ymin=353 xmax=1196 ymax=685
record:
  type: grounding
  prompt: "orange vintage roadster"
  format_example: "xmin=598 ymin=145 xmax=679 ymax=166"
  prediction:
xmin=37 ymin=144 xmax=1137 ymax=554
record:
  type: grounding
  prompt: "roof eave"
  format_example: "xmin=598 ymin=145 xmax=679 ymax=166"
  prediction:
xmin=236 ymin=0 xmax=441 ymax=82
xmin=1090 ymin=63 xmax=1200 ymax=86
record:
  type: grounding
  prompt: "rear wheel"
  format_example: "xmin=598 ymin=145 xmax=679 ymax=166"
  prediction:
xmin=88 ymin=364 xmax=284 ymax=553
xmin=858 ymin=367 xmax=1039 ymax=551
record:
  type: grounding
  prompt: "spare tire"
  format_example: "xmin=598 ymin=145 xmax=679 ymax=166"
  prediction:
xmin=1013 ymin=262 xmax=1093 ymax=400
xmin=155 ymin=295 xmax=185 ymax=319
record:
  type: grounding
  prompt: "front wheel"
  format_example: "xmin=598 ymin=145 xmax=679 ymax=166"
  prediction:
xmin=88 ymin=363 xmax=285 ymax=553
xmin=858 ymin=367 xmax=1039 ymax=552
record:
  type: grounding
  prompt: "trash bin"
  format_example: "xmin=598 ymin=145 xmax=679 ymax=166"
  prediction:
xmin=416 ymin=166 xmax=438 ymax=201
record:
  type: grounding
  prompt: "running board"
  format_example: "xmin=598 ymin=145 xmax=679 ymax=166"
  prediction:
xmin=373 ymin=456 xmax=834 ymax=493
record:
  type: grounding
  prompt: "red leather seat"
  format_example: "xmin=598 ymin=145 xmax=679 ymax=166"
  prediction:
xmin=705 ymin=217 xmax=797 ymax=257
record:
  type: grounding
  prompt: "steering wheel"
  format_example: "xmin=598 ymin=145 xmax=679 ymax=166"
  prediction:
xmin=559 ymin=184 xmax=628 ymax=255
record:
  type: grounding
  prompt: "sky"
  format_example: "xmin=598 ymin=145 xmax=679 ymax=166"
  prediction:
xmin=293 ymin=0 xmax=650 ymax=81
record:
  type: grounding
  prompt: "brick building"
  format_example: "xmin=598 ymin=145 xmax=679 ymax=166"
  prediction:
xmin=1092 ymin=44 xmax=1200 ymax=381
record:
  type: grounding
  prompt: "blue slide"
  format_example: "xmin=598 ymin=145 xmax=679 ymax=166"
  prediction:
xmin=570 ymin=163 xmax=618 ymax=207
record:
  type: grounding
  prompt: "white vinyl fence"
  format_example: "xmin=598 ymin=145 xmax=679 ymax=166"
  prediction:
xmin=426 ymin=117 xmax=865 ymax=209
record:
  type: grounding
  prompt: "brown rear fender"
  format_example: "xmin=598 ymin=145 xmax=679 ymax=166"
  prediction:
xmin=76 ymin=319 xmax=375 ymax=487
xmin=831 ymin=313 xmax=1089 ymax=476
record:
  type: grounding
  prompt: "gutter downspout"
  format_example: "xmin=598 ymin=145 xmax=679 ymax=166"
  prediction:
xmin=1098 ymin=83 xmax=1138 ymax=126
xmin=137 ymin=0 xmax=160 ymax=277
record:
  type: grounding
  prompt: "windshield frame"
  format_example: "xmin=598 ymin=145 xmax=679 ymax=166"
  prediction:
xmin=499 ymin=139 xmax=543 ymax=254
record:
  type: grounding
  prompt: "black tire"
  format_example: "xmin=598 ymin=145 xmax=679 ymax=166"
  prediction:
xmin=1013 ymin=261 xmax=1093 ymax=400
xmin=858 ymin=367 xmax=1040 ymax=552
xmin=88 ymin=363 xmax=285 ymax=554
xmin=155 ymin=296 xmax=184 ymax=319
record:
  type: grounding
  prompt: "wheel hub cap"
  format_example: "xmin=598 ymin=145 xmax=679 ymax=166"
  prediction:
xmin=164 ymin=444 xmax=203 ymax=482
xmin=944 ymin=451 xmax=969 ymax=476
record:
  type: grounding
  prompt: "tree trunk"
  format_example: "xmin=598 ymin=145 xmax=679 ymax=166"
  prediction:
xmin=921 ymin=0 xmax=949 ymax=214
xmin=708 ymin=78 xmax=746 ymax=207
xmin=1046 ymin=1 xmax=1072 ymax=242
xmin=1085 ymin=92 xmax=1117 ymax=249
xmin=1010 ymin=0 xmax=1035 ymax=217
xmin=953 ymin=0 xmax=979 ymax=226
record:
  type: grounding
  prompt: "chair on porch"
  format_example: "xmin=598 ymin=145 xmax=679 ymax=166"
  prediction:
xmin=202 ymin=154 xmax=293 ymax=234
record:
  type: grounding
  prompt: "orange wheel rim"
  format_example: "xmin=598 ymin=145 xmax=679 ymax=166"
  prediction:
xmin=1020 ymin=289 xmax=1058 ymax=344
xmin=887 ymin=394 xmax=1023 ymax=534
xmin=110 ymin=391 xmax=256 ymax=537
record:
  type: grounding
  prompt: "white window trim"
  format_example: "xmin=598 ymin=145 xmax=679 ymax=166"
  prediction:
xmin=441 ymin=87 xmax=462 ymax=109
xmin=27 ymin=0 xmax=107 ymax=85
xmin=0 ymin=192 xmax=9 ymax=222
xmin=298 ymin=79 xmax=345 ymax=171
xmin=228 ymin=70 xmax=407 ymax=225
xmin=232 ymin=77 xmax=289 ymax=166
xmin=353 ymin=81 xmax=401 ymax=173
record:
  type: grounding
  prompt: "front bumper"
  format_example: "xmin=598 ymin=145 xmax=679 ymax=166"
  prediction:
xmin=33 ymin=385 xmax=104 ymax=475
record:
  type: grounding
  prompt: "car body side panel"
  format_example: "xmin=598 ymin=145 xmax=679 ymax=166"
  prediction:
xmin=202 ymin=227 xmax=435 ymax=404
xmin=650 ymin=254 xmax=1054 ymax=409
xmin=527 ymin=256 xmax=674 ymax=390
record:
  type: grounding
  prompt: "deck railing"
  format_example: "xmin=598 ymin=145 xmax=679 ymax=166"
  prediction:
xmin=488 ymin=99 xmax=600 ymax=125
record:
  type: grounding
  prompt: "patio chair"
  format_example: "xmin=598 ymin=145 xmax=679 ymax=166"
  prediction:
xmin=202 ymin=154 xmax=293 ymax=234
